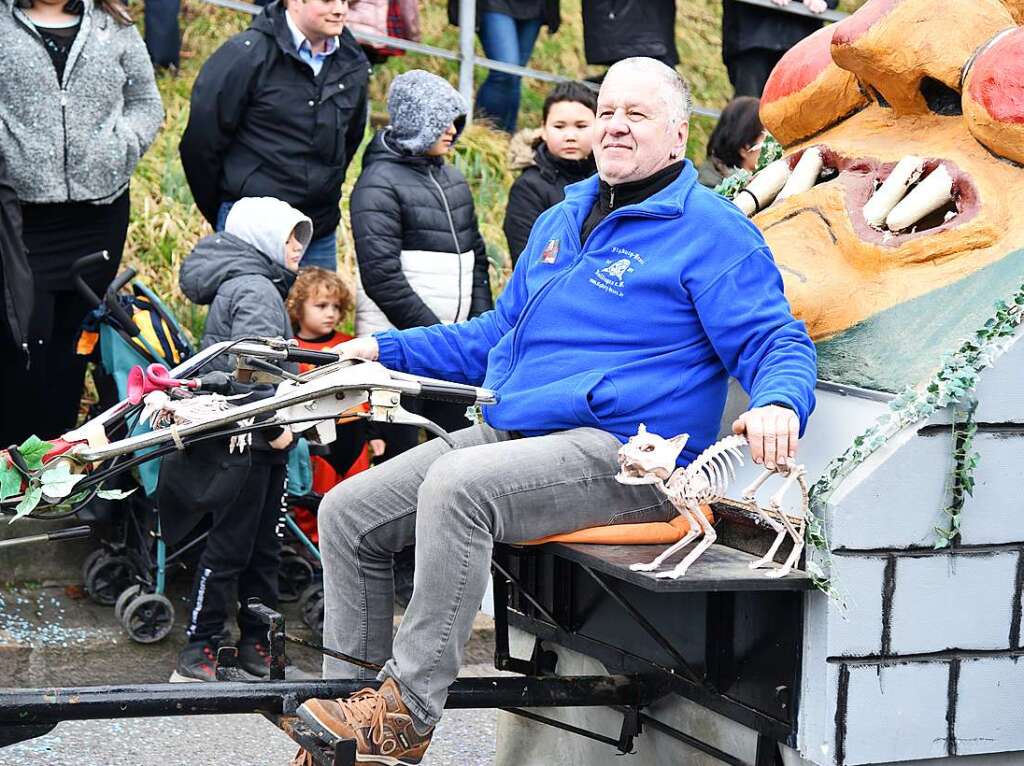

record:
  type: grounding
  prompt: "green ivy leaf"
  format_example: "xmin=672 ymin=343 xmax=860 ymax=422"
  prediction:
xmin=96 ymin=488 xmax=136 ymax=501
xmin=11 ymin=486 xmax=42 ymax=522
xmin=16 ymin=435 xmax=54 ymax=471
xmin=0 ymin=461 xmax=22 ymax=502
xmin=39 ymin=463 xmax=86 ymax=500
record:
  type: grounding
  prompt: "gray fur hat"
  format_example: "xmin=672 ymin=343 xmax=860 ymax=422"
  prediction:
xmin=387 ymin=70 xmax=469 ymax=155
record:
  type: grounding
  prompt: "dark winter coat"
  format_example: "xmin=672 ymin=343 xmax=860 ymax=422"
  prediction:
xmin=447 ymin=0 xmax=560 ymax=33
xmin=581 ymin=0 xmax=678 ymax=66
xmin=179 ymin=232 xmax=296 ymax=372
xmin=351 ymin=130 xmax=493 ymax=336
xmin=0 ymin=151 xmax=30 ymax=355
xmin=503 ymin=143 xmax=595 ymax=265
xmin=179 ymin=0 xmax=370 ymax=240
xmin=722 ymin=0 xmax=839 ymax=59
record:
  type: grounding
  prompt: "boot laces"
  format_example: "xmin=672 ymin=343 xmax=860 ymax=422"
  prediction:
xmin=338 ymin=687 xmax=390 ymax=746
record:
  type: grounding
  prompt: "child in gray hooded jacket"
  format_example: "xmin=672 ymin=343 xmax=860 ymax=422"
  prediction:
xmin=171 ymin=197 xmax=313 ymax=682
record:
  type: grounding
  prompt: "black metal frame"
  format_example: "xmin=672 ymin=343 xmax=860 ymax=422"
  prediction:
xmin=489 ymin=538 xmax=808 ymax=766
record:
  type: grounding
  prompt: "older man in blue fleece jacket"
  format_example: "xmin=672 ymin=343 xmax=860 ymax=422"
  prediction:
xmin=293 ymin=57 xmax=817 ymax=766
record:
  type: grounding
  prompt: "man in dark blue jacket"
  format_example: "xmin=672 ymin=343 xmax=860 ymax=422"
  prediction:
xmin=294 ymin=57 xmax=817 ymax=765
xmin=179 ymin=0 xmax=369 ymax=270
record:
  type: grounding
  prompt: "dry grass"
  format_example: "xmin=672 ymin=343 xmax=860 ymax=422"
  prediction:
xmin=128 ymin=0 xmax=859 ymax=338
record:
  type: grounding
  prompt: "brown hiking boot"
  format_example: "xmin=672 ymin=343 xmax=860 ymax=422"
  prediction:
xmin=297 ymin=678 xmax=433 ymax=765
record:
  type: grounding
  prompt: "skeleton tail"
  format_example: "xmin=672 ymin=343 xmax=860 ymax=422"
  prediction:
xmin=684 ymin=434 xmax=747 ymax=503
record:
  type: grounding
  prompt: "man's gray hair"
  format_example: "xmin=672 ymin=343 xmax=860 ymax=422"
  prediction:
xmin=605 ymin=57 xmax=693 ymax=124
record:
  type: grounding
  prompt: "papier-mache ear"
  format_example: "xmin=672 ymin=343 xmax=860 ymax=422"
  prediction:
xmin=760 ymin=25 xmax=869 ymax=147
xmin=963 ymin=27 xmax=1024 ymax=166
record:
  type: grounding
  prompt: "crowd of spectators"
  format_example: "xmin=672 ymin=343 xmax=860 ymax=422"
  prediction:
xmin=0 ymin=0 xmax=829 ymax=693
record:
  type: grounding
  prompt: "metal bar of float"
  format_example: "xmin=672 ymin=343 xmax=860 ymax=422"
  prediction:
xmin=491 ymin=557 xmax=565 ymax=631
xmin=503 ymin=707 xmax=624 ymax=750
xmin=579 ymin=565 xmax=704 ymax=687
xmin=457 ymin=0 xmax=476 ymax=116
xmin=0 ymin=675 xmax=655 ymax=725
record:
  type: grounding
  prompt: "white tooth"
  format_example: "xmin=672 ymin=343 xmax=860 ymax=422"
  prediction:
xmin=733 ymin=159 xmax=791 ymax=217
xmin=775 ymin=148 xmax=824 ymax=203
xmin=863 ymin=155 xmax=924 ymax=227
xmin=885 ymin=164 xmax=955 ymax=232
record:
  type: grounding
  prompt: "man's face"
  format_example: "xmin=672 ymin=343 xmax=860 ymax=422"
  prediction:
xmin=593 ymin=73 xmax=688 ymax=185
xmin=288 ymin=0 xmax=348 ymax=41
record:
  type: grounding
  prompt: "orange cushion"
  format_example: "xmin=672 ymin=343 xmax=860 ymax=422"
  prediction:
xmin=520 ymin=505 xmax=713 ymax=546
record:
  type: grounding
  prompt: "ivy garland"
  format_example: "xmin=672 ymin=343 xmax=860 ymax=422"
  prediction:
xmin=806 ymin=283 xmax=1024 ymax=595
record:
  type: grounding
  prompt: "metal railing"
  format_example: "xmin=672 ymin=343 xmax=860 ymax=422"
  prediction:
xmin=202 ymin=0 xmax=849 ymax=124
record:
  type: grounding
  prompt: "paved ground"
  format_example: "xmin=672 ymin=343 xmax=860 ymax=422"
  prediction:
xmin=0 ymin=582 xmax=502 ymax=765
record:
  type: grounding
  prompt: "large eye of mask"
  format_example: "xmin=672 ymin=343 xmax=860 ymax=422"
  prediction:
xmin=963 ymin=28 xmax=1024 ymax=165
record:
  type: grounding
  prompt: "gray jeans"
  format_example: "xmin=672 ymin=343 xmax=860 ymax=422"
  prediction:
xmin=318 ymin=423 xmax=674 ymax=728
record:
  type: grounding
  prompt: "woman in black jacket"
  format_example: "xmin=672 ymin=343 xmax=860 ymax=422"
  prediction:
xmin=351 ymin=69 xmax=492 ymax=458
xmin=503 ymin=81 xmax=596 ymax=265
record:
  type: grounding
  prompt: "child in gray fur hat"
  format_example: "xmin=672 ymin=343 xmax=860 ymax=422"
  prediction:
xmin=349 ymin=69 xmax=493 ymax=461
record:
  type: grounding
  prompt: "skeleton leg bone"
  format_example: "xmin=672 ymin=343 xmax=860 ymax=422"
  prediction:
xmin=629 ymin=522 xmax=700 ymax=572
xmin=657 ymin=501 xmax=717 ymax=579
xmin=762 ymin=470 xmax=808 ymax=579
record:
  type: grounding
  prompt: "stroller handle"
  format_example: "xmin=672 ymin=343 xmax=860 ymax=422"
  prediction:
xmin=70 ymin=251 xmax=111 ymax=308
xmin=104 ymin=267 xmax=141 ymax=338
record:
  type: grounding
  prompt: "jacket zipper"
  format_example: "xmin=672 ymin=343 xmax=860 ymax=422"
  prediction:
xmin=491 ymin=203 xmax=679 ymax=393
xmin=426 ymin=167 xmax=465 ymax=322
xmin=14 ymin=10 xmax=76 ymax=199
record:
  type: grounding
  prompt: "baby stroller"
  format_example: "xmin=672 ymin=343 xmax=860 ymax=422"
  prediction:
xmin=72 ymin=252 xmax=324 ymax=642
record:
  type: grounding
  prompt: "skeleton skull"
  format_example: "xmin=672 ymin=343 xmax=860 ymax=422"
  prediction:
xmin=615 ymin=424 xmax=688 ymax=485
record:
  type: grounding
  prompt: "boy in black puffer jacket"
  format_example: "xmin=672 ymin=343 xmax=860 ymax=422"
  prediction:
xmin=503 ymin=81 xmax=597 ymax=265
xmin=351 ymin=69 xmax=492 ymax=460
xmin=170 ymin=196 xmax=312 ymax=682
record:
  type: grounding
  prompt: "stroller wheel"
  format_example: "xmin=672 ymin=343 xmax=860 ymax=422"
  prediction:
xmin=299 ymin=583 xmax=325 ymax=634
xmin=80 ymin=548 xmax=106 ymax=586
xmin=122 ymin=593 xmax=175 ymax=644
xmin=279 ymin=554 xmax=316 ymax=603
xmin=85 ymin=554 xmax=135 ymax=606
xmin=114 ymin=584 xmax=144 ymax=623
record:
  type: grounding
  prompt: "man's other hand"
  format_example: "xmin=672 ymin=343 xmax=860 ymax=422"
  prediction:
xmin=803 ymin=0 xmax=828 ymax=12
xmin=731 ymin=405 xmax=799 ymax=470
xmin=330 ymin=336 xmax=379 ymax=361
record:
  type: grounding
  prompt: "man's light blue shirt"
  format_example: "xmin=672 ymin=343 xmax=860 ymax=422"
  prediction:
xmin=284 ymin=10 xmax=339 ymax=76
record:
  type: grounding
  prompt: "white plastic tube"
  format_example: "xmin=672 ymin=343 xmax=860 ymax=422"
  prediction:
xmin=863 ymin=155 xmax=924 ymax=227
xmin=775 ymin=148 xmax=824 ymax=202
xmin=733 ymin=159 xmax=792 ymax=216
xmin=885 ymin=164 xmax=955 ymax=232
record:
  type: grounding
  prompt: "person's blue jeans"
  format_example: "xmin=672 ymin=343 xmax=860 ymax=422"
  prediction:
xmin=475 ymin=12 xmax=543 ymax=133
xmin=215 ymin=202 xmax=337 ymax=271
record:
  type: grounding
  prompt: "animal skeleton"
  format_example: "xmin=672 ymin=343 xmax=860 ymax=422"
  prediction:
xmin=140 ymin=390 xmax=254 ymax=453
xmin=615 ymin=424 xmax=808 ymax=579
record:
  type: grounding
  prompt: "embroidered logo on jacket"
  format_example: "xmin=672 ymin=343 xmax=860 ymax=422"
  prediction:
xmin=540 ymin=239 xmax=559 ymax=264
xmin=589 ymin=249 xmax=645 ymax=297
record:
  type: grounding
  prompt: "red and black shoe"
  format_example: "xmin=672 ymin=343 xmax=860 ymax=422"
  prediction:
xmin=169 ymin=640 xmax=220 ymax=682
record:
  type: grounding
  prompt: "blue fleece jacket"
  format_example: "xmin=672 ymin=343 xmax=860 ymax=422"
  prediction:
xmin=375 ymin=161 xmax=816 ymax=465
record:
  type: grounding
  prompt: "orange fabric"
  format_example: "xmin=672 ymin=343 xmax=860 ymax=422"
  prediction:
xmin=291 ymin=331 xmax=372 ymax=545
xmin=521 ymin=505 xmax=714 ymax=546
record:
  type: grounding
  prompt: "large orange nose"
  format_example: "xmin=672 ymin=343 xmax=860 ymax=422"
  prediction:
xmin=829 ymin=0 xmax=1014 ymax=115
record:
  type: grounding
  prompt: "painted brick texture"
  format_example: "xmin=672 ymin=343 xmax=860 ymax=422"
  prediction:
xmin=954 ymin=656 xmax=1024 ymax=756
xmin=841 ymin=663 xmax=949 ymax=765
xmin=826 ymin=556 xmax=886 ymax=657
xmin=959 ymin=434 xmax=1024 ymax=546
xmin=889 ymin=552 xmax=1019 ymax=654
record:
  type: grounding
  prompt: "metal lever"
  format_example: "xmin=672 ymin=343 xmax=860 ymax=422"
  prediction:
xmin=368 ymin=390 xmax=457 ymax=447
xmin=246 ymin=598 xmax=288 ymax=681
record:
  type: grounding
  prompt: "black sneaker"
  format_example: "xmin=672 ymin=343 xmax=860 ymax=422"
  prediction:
xmin=170 ymin=640 xmax=219 ymax=682
xmin=237 ymin=639 xmax=318 ymax=680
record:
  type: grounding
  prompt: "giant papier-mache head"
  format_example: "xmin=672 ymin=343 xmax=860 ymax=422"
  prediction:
xmin=744 ymin=0 xmax=1024 ymax=391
